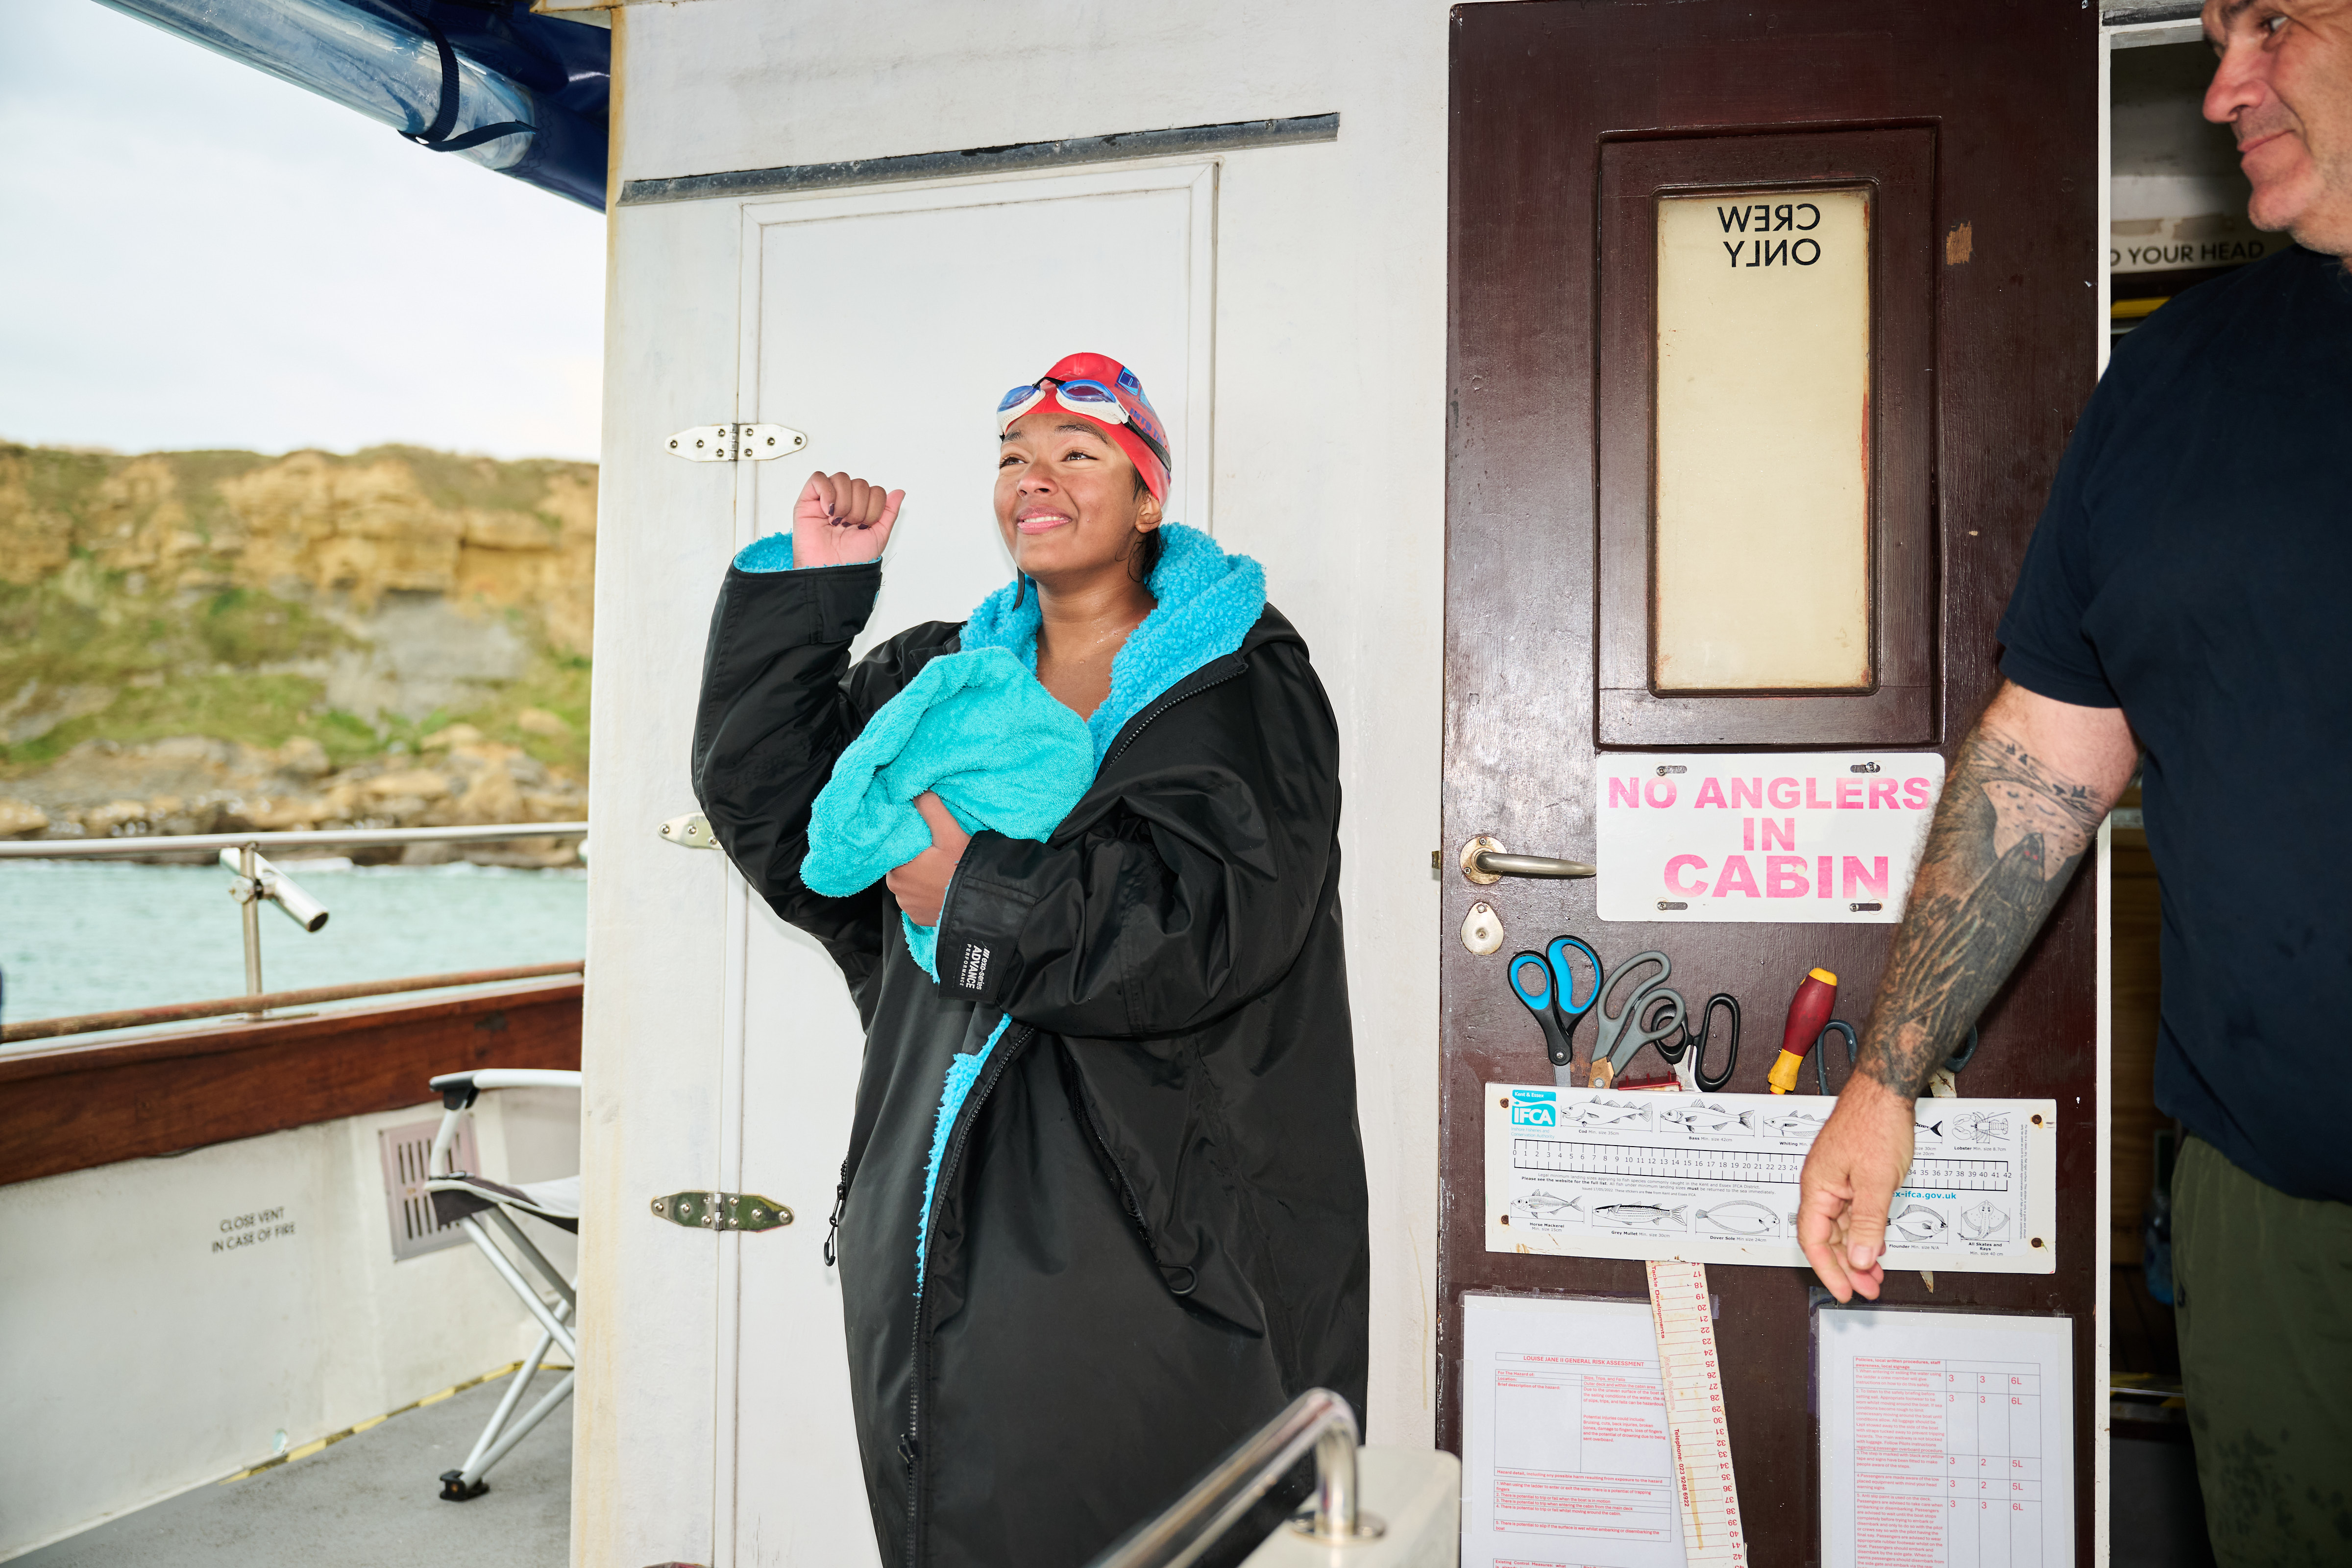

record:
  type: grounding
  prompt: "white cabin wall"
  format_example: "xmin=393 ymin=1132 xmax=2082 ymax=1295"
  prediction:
xmin=0 ymin=1094 xmax=578 ymax=1561
xmin=587 ymin=1 xmax=1454 ymax=1556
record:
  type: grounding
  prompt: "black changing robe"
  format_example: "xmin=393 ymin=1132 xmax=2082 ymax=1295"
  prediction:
xmin=691 ymin=557 xmax=1370 ymax=1568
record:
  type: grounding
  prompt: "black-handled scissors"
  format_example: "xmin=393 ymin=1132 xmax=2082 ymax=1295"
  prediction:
xmin=1506 ymin=935 xmax=1602 ymax=1087
xmin=1651 ymin=991 xmax=1741 ymax=1094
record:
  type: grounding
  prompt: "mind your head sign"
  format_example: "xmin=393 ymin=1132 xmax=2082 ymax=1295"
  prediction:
xmin=1595 ymin=752 xmax=1945 ymax=923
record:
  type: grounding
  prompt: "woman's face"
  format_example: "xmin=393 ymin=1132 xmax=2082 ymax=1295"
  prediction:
xmin=994 ymin=411 xmax=1161 ymax=583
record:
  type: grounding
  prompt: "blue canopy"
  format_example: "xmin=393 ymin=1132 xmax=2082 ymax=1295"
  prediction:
xmin=95 ymin=0 xmax=610 ymax=209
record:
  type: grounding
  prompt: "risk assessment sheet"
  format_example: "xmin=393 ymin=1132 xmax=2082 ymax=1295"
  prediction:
xmin=1816 ymin=1307 xmax=2075 ymax=1568
xmin=1461 ymin=1293 xmax=1692 ymax=1568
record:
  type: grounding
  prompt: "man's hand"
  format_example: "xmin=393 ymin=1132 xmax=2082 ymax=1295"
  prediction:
xmin=792 ymin=471 xmax=905 ymax=567
xmin=884 ymin=792 xmax=970 ymax=926
xmin=1797 ymin=1075 xmax=1917 ymax=1301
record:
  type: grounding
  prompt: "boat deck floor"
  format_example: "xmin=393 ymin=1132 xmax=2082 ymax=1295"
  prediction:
xmin=14 ymin=1372 xmax=569 ymax=1568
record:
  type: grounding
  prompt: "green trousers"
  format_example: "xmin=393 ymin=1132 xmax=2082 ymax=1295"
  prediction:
xmin=2173 ymin=1136 xmax=2352 ymax=1567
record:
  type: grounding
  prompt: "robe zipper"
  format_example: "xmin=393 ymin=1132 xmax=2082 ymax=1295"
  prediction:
xmin=906 ymin=1023 xmax=1033 ymax=1568
xmin=823 ymin=1159 xmax=851 ymax=1266
xmin=1103 ymin=659 xmax=1248 ymax=765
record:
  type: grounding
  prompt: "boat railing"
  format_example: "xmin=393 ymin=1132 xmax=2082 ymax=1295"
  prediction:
xmin=1084 ymin=1387 xmax=1382 ymax=1568
xmin=0 ymin=822 xmax=589 ymax=1041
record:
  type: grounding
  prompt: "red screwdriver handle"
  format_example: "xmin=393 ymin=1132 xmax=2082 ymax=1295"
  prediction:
xmin=1767 ymin=968 xmax=1839 ymax=1093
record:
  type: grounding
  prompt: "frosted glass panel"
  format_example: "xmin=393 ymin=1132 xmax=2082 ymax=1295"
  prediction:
xmin=1654 ymin=187 xmax=1872 ymax=690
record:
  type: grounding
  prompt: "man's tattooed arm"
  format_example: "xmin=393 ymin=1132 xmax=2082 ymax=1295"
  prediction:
xmin=1857 ymin=684 xmax=2135 ymax=1098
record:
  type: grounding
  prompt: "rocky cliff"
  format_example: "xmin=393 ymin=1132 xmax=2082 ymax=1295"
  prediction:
xmin=0 ymin=444 xmax=596 ymax=860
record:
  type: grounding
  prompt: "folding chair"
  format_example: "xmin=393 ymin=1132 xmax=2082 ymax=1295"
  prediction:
xmin=422 ymin=1067 xmax=583 ymax=1501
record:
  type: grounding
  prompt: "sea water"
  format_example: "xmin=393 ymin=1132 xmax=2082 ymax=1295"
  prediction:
xmin=0 ymin=858 xmax=587 ymax=1040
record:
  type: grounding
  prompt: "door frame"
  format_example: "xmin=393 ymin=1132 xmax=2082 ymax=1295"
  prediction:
xmin=705 ymin=157 xmax=1224 ymax=1568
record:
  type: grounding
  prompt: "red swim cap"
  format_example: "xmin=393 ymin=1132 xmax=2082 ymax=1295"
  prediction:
xmin=995 ymin=351 xmax=1172 ymax=502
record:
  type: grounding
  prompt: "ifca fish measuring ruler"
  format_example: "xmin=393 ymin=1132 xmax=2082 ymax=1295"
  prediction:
xmin=1487 ymin=1084 xmax=2058 ymax=1273
xmin=1646 ymin=1258 xmax=1748 ymax=1567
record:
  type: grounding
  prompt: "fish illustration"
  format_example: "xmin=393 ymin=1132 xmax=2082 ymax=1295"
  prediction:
xmin=1659 ymin=1102 xmax=1752 ymax=1136
xmin=1694 ymin=1200 xmax=1778 ymax=1236
xmin=1953 ymin=1112 xmax=2009 ymax=1141
xmin=1960 ymin=1201 xmax=2010 ymax=1241
xmin=1562 ymin=1099 xmax=1652 ymax=1129
xmin=1760 ymin=1109 xmax=1825 ymax=1139
xmin=1595 ymin=1202 xmax=1687 ymax=1229
xmin=1515 ymin=1193 xmax=1585 ymax=1220
xmin=1915 ymin=1119 xmax=1944 ymax=1139
xmin=1889 ymin=1203 xmax=1949 ymax=1243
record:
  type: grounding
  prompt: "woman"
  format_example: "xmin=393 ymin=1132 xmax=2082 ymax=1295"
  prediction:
xmin=692 ymin=353 xmax=1369 ymax=1568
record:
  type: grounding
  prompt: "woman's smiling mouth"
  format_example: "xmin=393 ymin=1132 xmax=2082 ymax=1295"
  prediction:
xmin=1015 ymin=508 xmax=1074 ymax=535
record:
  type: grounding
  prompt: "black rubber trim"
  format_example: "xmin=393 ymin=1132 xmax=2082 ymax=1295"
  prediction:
xmin=619 ymin=113 xmax=1338 ymax=207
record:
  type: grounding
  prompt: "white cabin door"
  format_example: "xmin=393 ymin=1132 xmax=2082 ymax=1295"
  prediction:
xmin=716 ymin=162 xmax=1217 ymax=1568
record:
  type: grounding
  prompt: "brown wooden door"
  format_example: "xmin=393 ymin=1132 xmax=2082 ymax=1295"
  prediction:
xmin=1442 ymin=4 xmax=2101 ymax=1564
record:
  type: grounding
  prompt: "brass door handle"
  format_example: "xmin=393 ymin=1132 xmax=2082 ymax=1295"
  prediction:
xmin=1460 ymin=835 xmax=1596 ymax=885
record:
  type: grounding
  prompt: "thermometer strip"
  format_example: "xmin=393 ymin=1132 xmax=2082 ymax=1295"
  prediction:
xmin=1646 ymin=1259 xmax=1749 ymax=1568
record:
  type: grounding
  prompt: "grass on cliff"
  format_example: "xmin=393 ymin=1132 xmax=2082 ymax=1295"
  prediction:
xmin=3 ymin=656 xmax=590 ymax=776
xmin=0 ymin=576 xmax=353 ymax=691
xmin=0 ymin=572 xmax=591 ymax=776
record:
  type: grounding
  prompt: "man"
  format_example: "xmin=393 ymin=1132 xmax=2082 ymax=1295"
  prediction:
xmin=1796 ymin=4 xmax=2352 ymax=1562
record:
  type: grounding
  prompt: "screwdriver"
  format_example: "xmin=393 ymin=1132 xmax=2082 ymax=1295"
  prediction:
xmin=1767 ymin=967 xmax=1839 ymax=1094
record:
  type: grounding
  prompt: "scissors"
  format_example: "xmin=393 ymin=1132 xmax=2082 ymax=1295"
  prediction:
xmin=1506 ymin=935 xmax=1602 ymax=1086
xmin=1589 ymin=951 xmax=1686 ymax=1090
xmin=1651 ymin=991 xmax=1741 ymax=1094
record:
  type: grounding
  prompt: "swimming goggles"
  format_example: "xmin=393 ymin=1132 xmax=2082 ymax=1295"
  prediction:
xmin=999 ymin=376 xmax=1171 ymax=462
xmin=997 ymin=377 xmax=1131 ymax=432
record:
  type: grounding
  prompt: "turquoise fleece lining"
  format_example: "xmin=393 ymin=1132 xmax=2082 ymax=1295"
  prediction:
xmin=741 ymin=523 xmax=1266 ymax=1287
xmin=734 ymin=531 xmax=797 ymax=572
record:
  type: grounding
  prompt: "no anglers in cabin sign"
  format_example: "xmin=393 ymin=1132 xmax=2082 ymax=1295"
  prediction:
xmin=1595 ymin=751 xmax=1945 ymax=923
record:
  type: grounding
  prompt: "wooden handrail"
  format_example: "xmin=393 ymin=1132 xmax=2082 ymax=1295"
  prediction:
xmin=0 ymin=961 xmax=585 ymax=1044
xmin=0 ymin=977 xmax=584 ymax=1185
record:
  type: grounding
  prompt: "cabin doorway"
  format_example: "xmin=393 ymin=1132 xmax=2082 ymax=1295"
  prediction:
xmin=1439 ymin=4 xmax=2102 ymax=1566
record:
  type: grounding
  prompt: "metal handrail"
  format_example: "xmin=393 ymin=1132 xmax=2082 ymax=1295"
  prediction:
xmin=0 ymin=822 xmax=591 ymax=1027
xmin=1085 ymin=1388 xmax=1380 ymax=1568
xmin=0 ymin=821 xmax=588 ymax=858
xmin=0 ymin=961 xmax=584 ymax=1045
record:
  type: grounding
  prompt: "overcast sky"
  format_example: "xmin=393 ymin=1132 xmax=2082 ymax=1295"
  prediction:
xmin=0 ymin=0 xmax=605 ymax=460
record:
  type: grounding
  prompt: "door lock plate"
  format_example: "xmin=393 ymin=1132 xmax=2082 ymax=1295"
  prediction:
xmin=651 ymin=1191 xmax=793 ymax=1231
xmin=1460 ymin=900 xmax=1505 ymax=956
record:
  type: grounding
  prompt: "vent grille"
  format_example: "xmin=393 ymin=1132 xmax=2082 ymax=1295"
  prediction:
xmin=379 ymin=1117 xmax=480 ymax=1262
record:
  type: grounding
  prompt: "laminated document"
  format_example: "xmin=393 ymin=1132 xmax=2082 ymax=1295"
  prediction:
xmin=1816 ymin=1307 xmax=2075 ymax=1568
xmin=1486 ymin=1085 xmax=2058 ymax=1274
xmin=1461 ymin=1293 xmax=1692 ymax=1568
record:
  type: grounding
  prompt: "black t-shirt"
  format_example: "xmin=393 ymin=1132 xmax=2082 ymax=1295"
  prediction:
xmin=1998 ymin=244 xmax=2352 ymax=1203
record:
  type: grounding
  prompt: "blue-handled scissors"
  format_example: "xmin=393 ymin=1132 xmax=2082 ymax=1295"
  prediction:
xmin=1505 ymin=935 xmax=1602 ymax=1086
xmin=1589 ymin=950 xmax=1687 ymax=1089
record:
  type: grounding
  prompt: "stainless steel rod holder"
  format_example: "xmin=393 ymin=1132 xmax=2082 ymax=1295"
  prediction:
xmin=1085 ymin=1387 xmax=1379 ymax=1568
xmin=238 ymin=841 xmax=264 ymax=1016
xmin=1308 ymin=1421 xmax=1361 ymax=1542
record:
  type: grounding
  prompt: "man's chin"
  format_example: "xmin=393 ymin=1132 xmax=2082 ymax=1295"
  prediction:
xmin=2241 ymin=143 xmax=2321 ymax=230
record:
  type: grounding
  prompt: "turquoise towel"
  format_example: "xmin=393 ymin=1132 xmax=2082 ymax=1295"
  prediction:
xmin=801 ymin=646 xmax=1095 ymax=976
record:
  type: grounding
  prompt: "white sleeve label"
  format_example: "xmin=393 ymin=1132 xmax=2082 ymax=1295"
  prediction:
xmin=1595 ymin=751 xmax=1945 ymax=924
